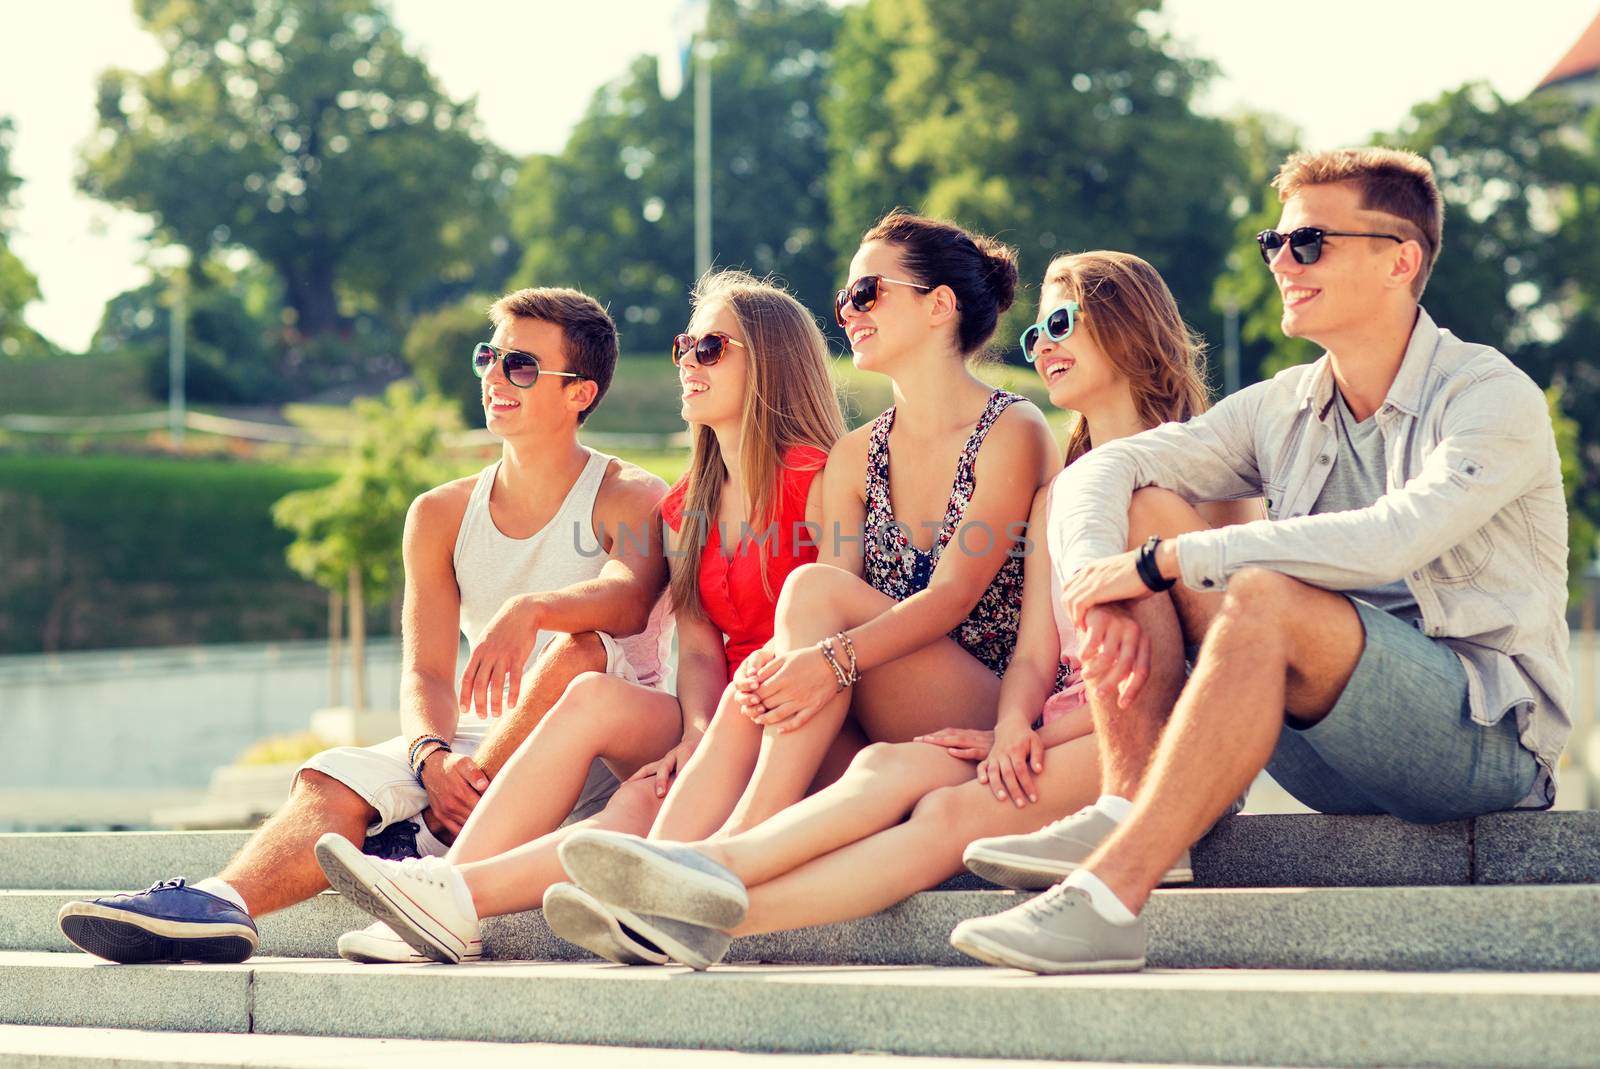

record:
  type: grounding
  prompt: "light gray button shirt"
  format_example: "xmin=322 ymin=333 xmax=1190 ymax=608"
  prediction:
xmin=1050 ymin=309 xmax=1569 ymax=807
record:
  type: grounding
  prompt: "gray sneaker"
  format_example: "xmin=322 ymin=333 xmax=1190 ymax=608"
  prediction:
xmin=542 ymin=882 xmax=668 ymax=966
xmin=962 ymin=806 xmax=1191 ymax=890
xmin=558 ymin=830 xmax=748 ymax=928
xmin=609 ymin=905 xmax=731 ymax=971
xmin=950 ymin=885 xmax=1145 ymax=973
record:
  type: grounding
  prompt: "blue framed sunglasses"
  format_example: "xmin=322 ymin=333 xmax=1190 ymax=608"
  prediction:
xmin=1019 ymin=301 xmax=1080 ymax=362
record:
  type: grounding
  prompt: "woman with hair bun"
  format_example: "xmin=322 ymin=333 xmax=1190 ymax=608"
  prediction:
xmin=620 ymin=210 xmax=1066 ymax=861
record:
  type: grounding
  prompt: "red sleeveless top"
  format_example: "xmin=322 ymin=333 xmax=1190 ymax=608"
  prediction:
xmin=662 ymin=445 xmax=828 ymax=678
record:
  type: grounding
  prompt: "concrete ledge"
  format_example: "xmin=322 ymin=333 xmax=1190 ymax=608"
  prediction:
xmin=7 ymin=811 xmax=1598 ymax=892
xmin=3 ymin=954 xmax=1597 ymax=1068
xmin=0 ymin=953 xmax=248 ymax=1033
xmin=0 ymin=1024 xmax=1088 ymax=1068
xmin=1193 ymin=814 xmax=1470 ymax=886
xmin=0 ymin=832 xmax=250 ymax=891
xmin=14 ymin=884 xmax=1600 ymax=971
xmin=1475 ymin=810 xmax=1600 ymax=884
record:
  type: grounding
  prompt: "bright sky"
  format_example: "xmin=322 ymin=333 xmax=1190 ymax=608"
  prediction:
xmin=0 ymin=0 xmax=1594 ymax=352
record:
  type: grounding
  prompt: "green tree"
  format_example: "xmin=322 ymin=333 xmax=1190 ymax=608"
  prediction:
xmin=403 ymin=292 xmax=493 ymax=424
xmin=0 ymin=116 xmax=52 ymax=360
xmin=92 ymin=260 xmax=287 ymax=403
xmin=825 ymin=0 xmax=1246 ymax=356
xmin=273 ymin=382 xmax=460 ymax=707
xmin=80 ymin=0 xmax=512 ymax=338
xmin=513 ymin=0 xmax=842 ymax=353
xmin=1210 ymin=111 xmax=1318 ymax=385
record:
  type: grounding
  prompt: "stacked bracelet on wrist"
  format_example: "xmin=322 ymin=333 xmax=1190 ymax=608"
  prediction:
xmin=407 ymin=734 xmax=451 ymax=786
xmin=1135 ymin=536 xmax=1177 ymax=593
xmin=817 ymin=631 xmax=860 ymax=692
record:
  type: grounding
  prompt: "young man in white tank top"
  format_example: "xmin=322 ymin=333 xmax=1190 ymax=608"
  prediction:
xmin=57 ymin=287 xmax=675 ymax=966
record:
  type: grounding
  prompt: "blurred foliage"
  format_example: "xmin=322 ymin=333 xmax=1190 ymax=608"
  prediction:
xmin=0 ymin=116 xmax=55 ymax=361
xmin=1550 ymin=385 xmax=1598 ymax=592
xmin=235 ymin=730 xmax=332 ymax=766
xmin=273 ymin=382 xmax=460 ymax=604
xmin=513 ymin=0 xmax=842 ymax=353
xmin=402 ymin=293 xmax=493 ymax=425
xmin=825 ymin=0 xmax=1247 ymax=358
xmin=1210 ymin=111 xmax=1320 ymax=383
xmin=90 ymin=261 xmax=286 ymax=403
xmin=80 ymin=0 xmax=513 ymax=338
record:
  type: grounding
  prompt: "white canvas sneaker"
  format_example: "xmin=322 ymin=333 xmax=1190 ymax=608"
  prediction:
xmin=950 ymin=884 xmax=1146 ymax=974
xmin=337 ymin=919 xmax=482 ymax=964
xmin=315 ymin=833 xmax=481 ymax=964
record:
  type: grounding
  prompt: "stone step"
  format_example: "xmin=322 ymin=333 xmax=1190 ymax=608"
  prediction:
xmin=11 ymin=883 xmax=1600 ymax=971
xmin=0 ymin=1024 xmax=1105 ymax=1069
xmin=2 ymin=952 xmax=1597 ymax=1067
xmin=4 ymin=811 xmax=1596 ymax=892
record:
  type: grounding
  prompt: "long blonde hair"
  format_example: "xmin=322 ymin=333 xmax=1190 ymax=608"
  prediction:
xmin=1043 ymin=251 xmax=1211 ymax=465
xmin=669 ymin=271 xmax=845 ymax=618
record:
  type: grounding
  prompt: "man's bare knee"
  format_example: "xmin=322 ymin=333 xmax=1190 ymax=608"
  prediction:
xmin=542 ymin=630 xmax=608 ymax=672
xmin=1126 ymin=487 xmax=1205 ymax=548
xmin=1223 ymin=567 xmax=1303 ymax=618
xmin=292 ymin=769 xmax=374 ymax=820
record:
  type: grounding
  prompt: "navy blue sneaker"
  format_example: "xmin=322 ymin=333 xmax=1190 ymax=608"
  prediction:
xmin=362 ymin=819 xmax=422 ymax=862
xmin=57 ymin=879 xmax=258 ymax=964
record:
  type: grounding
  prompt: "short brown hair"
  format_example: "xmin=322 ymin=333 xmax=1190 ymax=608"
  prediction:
xmin=488 ymin=287 xmax=618 ymax=424
xmin=1273 ymin=147 xmax=1444 ymax=298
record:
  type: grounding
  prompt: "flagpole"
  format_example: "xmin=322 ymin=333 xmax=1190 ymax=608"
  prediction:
xmin=693 ymin=39 xmax=712 ymax=279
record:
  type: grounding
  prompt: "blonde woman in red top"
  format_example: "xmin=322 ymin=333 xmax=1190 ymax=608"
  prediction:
xmin=317 ymin=270 xmax=845 ymax=964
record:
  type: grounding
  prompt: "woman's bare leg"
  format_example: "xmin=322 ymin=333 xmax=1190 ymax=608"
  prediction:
xmin=702 ymin=741 xmax=975 ymax=887
xmin=718 ymin=565 xmax=1001 ymax=836
xmin=649 ymin=683 xmax=764 ymax=842
xmin=449 ymin=674 xmax=681 ymax=864
xmin=456 ymin=779 xmax=662 ymax=919
xmin=728 ymin=734 xmax=1103 ymax=935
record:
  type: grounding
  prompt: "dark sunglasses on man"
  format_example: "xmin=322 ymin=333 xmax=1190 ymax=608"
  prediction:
xmin=1255 ymin=226 xmax=1405 ymax=266
xmin=671 ymin=331 xmax=747 ymax=367
xmin=472 ymin=342 xmax=587 ymax=389
xmin=833 ymin=274 xmax=933 ymax=328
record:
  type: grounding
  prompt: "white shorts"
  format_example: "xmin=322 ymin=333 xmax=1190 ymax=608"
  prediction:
xmin=300 ymin=630 xmax=646 ymax=845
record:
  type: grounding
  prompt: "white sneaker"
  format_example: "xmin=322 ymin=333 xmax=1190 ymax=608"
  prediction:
xmin=315 ymin=834 xmax=481 ymax=964
xmin=337 ymin=920 xmax=482 ymax=964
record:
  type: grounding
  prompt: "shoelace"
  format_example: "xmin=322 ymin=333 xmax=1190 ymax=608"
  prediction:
xmin=1041 ymin=805 xmax=1097 ymax=836
xmin=1019 ymin=886 xmax=1081 ymax=921
xmin=142 ymin=878 xmax=187 ymax=893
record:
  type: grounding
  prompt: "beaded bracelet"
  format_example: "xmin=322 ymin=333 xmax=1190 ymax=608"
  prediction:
xmin=834 ymin=631 xmax=859 ymax=684
xmin=818 ymin=637 xmax=850 ymax=692
xmin=407 ymin=734 xmax=451 ymax=777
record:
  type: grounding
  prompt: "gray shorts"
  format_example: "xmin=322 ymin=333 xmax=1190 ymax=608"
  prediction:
xmin=1265 ymin=598 xmax=1539 ymax=824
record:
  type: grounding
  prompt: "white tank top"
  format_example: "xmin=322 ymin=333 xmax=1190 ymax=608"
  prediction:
xmin=452 ymin=450 xmax=672 ymax=690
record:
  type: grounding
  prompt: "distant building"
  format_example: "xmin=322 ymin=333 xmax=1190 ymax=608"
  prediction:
xmin=1535 ymin=8 xmax=1600 ymax=108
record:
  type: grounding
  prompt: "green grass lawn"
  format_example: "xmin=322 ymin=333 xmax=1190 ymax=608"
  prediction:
xmin=0 ymin=350 xmax=1071 ymax=653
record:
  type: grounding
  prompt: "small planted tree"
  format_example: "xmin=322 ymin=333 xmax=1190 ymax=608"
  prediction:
xmin=274 ymin=382 xmax=461 ymax=708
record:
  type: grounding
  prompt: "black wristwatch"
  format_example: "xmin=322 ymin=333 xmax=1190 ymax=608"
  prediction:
xmin=1135 ymin=536 xmax=1177 ymax=593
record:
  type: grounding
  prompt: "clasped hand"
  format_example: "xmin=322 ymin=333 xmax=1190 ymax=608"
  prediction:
xmin=732 ymin=643 xmax=840 ymax=733
xmin=1061 ymin=548 xmax=1158 ymax=709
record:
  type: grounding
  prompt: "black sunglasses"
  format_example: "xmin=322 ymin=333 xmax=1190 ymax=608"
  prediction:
xmin=671 ymin=331 xmax=747 ymax=367
xmin=1256 ymin=226 xmax=1405 ymax=266
xmin=472 ymin=342 xmax=586 ymax=389
xmin=833 ymin=274 xmax=933 ymax=328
